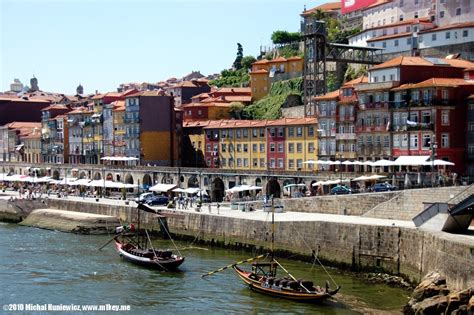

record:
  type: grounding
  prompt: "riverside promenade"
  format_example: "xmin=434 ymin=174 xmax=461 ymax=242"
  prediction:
xmin=1 ymin=189 xmax=473 ymax=291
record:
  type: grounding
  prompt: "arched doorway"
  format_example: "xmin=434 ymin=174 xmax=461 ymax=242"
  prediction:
xmin=125 ymin=173 xmax=134 ymax=184
xmin=79 ymin=172 xmax=87 ymax=179
xmin=93 ymin=172 xmax=101 ymax=180
xmin=106 ymin=173 xmax=113 ymax=181
xmin=143 ymin=174 xmax=152 ymax=189
xmin=188 ymin=175 xmax=199 ymax=188
xmin=52 ymin=170 xmax=60 ymax=180
xmin=116 ymin=174 xmax=121 ymax=182
xmin=211 ymin=177 xmax=225 ymax=202
xmin=266 ymin=178 xmax=281 ymax=198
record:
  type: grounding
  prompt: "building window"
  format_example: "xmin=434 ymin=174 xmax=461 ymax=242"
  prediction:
xmin=308 ymin=126 xmax=314 ymax=136
xmin=270 ymin=143 xmax=275 ymax=152
xmin=243 ymin=158 xmax=248 ymax=167
xmin=270 ymin=128 xmax=275 ymax=137
xmin=296 ymin=127 xmax=303 ymax=137
xmin=463 ymin=30 xmax=468 ymax=37
xmin=407 ymin=37 xmax=412 ymax=45
xmin=414 ymin=11 xmax=418 ymax=18
xmin=432 ymin=33 xmax=437 ymax=41
xmin=237 ymin=158 xmax=242 ymax=167
xmin=237 ymin=144 xmax=242 ymax=152
xmin=410 ymin=112 xmax=419 ymax=122
xmin=206 ymin=144 xmax=211 ymax=152
xmin=288 ymin=159 xmax=294 ymax=169
xmin=207 ymin=159 xmax=211 ymax=167
xmin=243 ymin=144 xmax=248 ymax=152
xmin=399 ymin=15 xmax=403 ymax=21
xmin=419 ymin=35 xmax=423 ymax=43
xmin=297 ymin=143 xmax=302 ymax=153
xmin=422 ymin=134 xmax=431 ymax=149
xmin=456 ymin=7 xmax=461 ymax=16
xmin=390 ymin=74 xmax=395 ymax=81
xmin=242 ymin=129 xmax=248 ymax=138
xmin=441 ymin=111 xmax=449 ymax=125
xmin=439 ymin=11 xmax=444 ymax=18
xmin=278 ymin=143 xmax=284 ymax=153
xmin=270 ymin=158 xmax=275 ymax=168
xmin=252 ymin=144 xmax=257 ymax=152
xmin=422 ymin=111 xmax=431 ymax=124
xmin=382 ymin=42 xmax=387 ymax=48
xmin=288 ymin=143 xmax=294 ymax=153
xmin=288 ymin=127 xmax=294 ymax=137
xmin=252 ymin=158 xmax=257 ymax=167
xmin=441 ymin=134 xmax=449 ymax=148
xmin=260 ymin=158 xmax=265 ymax=167
xmin=278 ymin=127 xmax=284 ymax=137
xmin=383 ymin=135 xmax=389 ymax=148
xmin=446 ymin=32 xmax=450 ymax=39
xmin=442 ymin=90 xmax=449 ymax=100
xmin=221 ymin=158 xmax=226 ymax=167
xmin=296 ymin=159 xmax=303 ymax=169
xmin=410 ymin=134 xmax=418 ymax=149
xmin=236 ymin=129 xmax=241 ymax=138
xmin=252 ymin=129 xmax=257 ymax=138
xmin=260 ymin=143 xmax=265 ymax=152
xmin=278 ymin=158 xmax=284 ymax=168
xmin=394 ymin=39 xmax=399 ymax=47
xmin=308 ymin=142 xmax=314 ymax=153
xmin=221 ymin=144 xmax=226 ymax=152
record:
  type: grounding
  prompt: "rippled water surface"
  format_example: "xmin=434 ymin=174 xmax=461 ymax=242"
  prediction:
xmin=0 ymin=223 xmax=410 ymax=314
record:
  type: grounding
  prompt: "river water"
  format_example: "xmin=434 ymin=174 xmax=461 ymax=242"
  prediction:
xmin=0 ymin=223 xmax=410 ymax=314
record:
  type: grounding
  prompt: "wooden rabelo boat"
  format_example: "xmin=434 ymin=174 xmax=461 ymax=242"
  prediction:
xmin=111 ymin=203 xmax=185 ymax=271
xmin=202 ymin=197 xmax=340 ymax=303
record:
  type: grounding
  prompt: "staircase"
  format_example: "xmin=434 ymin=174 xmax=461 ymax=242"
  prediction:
xmin=363 ymin=186 xmax=469 ymax=221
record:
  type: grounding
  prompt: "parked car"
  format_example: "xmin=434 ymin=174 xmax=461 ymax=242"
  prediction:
xmin=135 ymin=192 xmax=154 ymax=204
xmin=371 ymin=183 xmax=398 ymax=192
xmin=331 ymin=185 xmax=352 ymax=195
xmin=146 ymin=196 xmax=169 ymax=206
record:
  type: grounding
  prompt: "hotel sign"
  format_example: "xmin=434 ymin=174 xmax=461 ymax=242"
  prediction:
xmin=341 ymin=0 xmax=378 ymax=14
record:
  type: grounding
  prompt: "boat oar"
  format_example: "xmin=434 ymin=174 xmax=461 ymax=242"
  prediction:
xmin=97 ymin=234 xmax=118 ymax=251
xmin=273 ymin=259 xmax=311 ymax=294
xmin=202 ymin=254 xmax=266 ymax=278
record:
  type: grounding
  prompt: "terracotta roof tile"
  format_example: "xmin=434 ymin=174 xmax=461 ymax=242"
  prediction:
xmin=314 ymin=89 xmax=340 ymax=100
xmin=301 ymin=1 xmax=341 ymax=16
xmin=250 ymin=69 xmax=269 ymax=74
xmin=343 ymin=75 xmax=368 ymax=87
xmin=418 ymin=22 xmax=474 ymax=34
xmin=366 ymin=32 xmax=412 ymax=42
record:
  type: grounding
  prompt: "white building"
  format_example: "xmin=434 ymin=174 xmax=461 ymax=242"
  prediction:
xmin=348 ymin=0 xmax=474 ymax=57
xmin=10 ymin=79 xmax=23 ymax=93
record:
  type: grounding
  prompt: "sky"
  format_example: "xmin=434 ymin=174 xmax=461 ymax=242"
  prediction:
xmin=0 ymin=0 xmax=325 ymax=95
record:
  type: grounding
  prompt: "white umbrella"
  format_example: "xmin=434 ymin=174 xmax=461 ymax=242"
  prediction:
xmin=422 ymin=159 xmax=455 ymax=166
xmin=371 ymin=159 xmax=395 ymax=167
xmin=366 ymin=175 xmax=387 ymax=180
xmin=342 ymin=160 xmax=355 ymax=165
xmin=172 ymin=188 xmax=186 ymax=193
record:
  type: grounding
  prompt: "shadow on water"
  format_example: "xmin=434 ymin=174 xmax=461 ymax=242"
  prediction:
xmin=0 ymin=223 xmax=409 ymax=314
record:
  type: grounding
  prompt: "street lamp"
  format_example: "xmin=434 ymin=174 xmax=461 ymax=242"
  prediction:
xmin=430 ymin=137 xmax=438 ymax=187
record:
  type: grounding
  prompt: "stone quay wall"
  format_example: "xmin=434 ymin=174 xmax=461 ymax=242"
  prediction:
xmin=41 ymin=198 xmax=474 ymax=290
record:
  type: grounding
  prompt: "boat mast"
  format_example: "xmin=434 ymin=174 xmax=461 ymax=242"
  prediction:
xmin=271 ymin=195 xmax=274 ymax=262
xmin=137 ymin=206 xmax=141 ymax=248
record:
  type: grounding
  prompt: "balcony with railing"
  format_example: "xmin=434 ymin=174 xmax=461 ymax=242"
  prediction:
xmin=358 ymin=102 xmax=390 ymax=111
xmin=336 ymin=133 xmax=357 ymax=140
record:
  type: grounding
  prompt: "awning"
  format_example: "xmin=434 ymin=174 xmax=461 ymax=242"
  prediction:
xmin=393 ymin=155 xmax=430 ymax=166
xmin=225 ymin=185 xmax=263 ymax=193
xmin=283 ymin=183 xmax=306 ymax=189
xmin=422 ymin=159 xmax=455 ymax=166
xmin=149 ymin=183 xmax=177 ymax=192
xmin=101 ymin=156 xmax=139 ymax=161
xmin=371 ymin=159 xmax=395 ymax=167
xmin=68 ymin=179 xmax=91 ymax=186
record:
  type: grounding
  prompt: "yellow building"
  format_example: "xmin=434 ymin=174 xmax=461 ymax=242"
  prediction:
xmin=112 ymin=100 xmax=126 ymax=156
xmin=194 ymin=118 xmax=318 ymax=171
xmin=250 ymin=56 xmax=303 ymax=101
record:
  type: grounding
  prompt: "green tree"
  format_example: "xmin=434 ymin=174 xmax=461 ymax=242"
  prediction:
xmin=229 ymin=102 xmax=245 ymax=119
xmin=233 ymin=43 xmax=243 ymax=70
xmin=271 ymin=30 xmax=301 ymax=45
xmin=241 ymin=55 xmax=257 ymax=70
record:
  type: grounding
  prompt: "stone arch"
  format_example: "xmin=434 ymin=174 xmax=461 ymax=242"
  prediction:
xmin=52 ymin=170 xmax=60 ymax=180
xmin=106 ymin=173 xmax=113 ymax=181
xmin=79 ymin=171 xmax=87 ymax=179
xmin=116 ymin=174 xmax=121 ymax=182
xmin=143 ymin=174 xmax=152 ymax=188
xmin=266 ymin=178 xmax=281 ymax=198
xmin=211 ymin=177 xmax=225 ymax=202
xmin=93 ymin=172 xmax=101 ymax=180
xmin=255 ymin=178 xmax=262 ymax=187
xmin=161 ymin=174 xmax=173 ymax=184
xmin=125 ymin=173 xmax=134 ymax=184
xmin=188 ymin=175 xmax=199 ymax=188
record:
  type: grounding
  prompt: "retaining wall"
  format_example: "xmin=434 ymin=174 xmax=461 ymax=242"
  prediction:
xmin=42 ymin=198 xmax=474 ymax=290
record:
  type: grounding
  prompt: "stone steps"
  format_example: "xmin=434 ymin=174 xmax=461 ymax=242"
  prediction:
xmin=363 ymin=186 xmax=469 ymax=221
